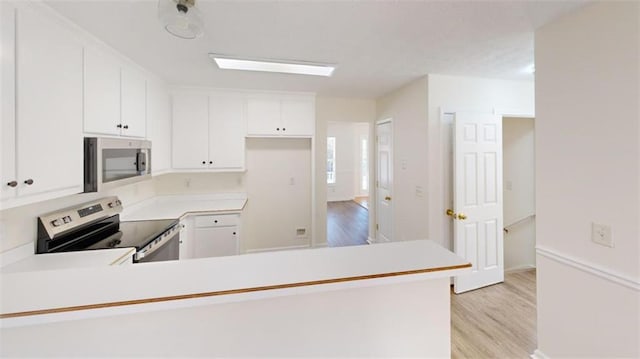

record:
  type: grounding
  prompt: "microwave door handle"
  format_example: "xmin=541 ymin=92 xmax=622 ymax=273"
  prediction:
xmin=136 ymin=152 xmax=147 ymax=173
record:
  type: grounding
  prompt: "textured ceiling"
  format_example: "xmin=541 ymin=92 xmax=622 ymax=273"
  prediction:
xmin=46 ymin=0 xmax=588 ymax=98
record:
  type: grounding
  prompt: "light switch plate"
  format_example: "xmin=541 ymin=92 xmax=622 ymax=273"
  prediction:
xmin=591 ymin=222 xmax=614 ymax=248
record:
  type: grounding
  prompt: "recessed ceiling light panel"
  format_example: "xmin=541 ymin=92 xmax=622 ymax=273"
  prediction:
xmin=209 ymin=54 xmax=336 ymax=77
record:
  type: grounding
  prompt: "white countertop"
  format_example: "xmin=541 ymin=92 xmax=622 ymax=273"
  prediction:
xmin=1 ymin=248 xmax=135 ymax=274
xmin=120 ymin=193 xmax=247 ymax=221
xmin=0 ymin=239 xmax=470 ymax=323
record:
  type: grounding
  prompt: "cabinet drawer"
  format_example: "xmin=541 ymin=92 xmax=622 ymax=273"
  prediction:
xmin=194 ymin=214 xmax=239 ymax=228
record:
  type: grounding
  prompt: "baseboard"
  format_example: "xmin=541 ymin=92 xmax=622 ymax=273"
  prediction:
xmin=536 ymin=246 xmax=640 ymax=291
xmin=244 ymin=244 xmax=311 ymax=254
xmin=505 ymin=265 xmax=536 ymax=273
xmin=530 ymin=349 xmax=550 ymax=359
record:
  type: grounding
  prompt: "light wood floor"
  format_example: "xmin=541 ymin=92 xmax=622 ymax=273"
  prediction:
xmin=451 ymin=269 xmax=537 ymax=359
xmin=353 ymin=196 xmax=369 ymax=209
xmin=327 ymin=200 xmax=369 ymax=247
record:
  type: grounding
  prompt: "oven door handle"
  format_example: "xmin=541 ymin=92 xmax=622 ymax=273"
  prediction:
xmin=134 ymin=225 xmax=179 ymax=262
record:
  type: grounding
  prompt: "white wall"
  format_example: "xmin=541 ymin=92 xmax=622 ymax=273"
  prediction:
xmin=503 ymin=117 xmax=536 ymax=271
xmin=315 ymin=97 xmax=376 ymax=245
xmin=154 ymin=172 xmax=244 ymax=195
xmin=427 ymin=74 xmax=534 ymax=249
xmin=376 ymin=77 xmax=429 ymax=242
xmin=243 ymin=138 xmax=312 ymax=252
xmin=535 ymin=2 xmax=640 ymax=357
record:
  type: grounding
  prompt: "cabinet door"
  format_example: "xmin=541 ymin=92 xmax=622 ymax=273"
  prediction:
xmin=15 ymin=5 xmax=83 ymax=197
xmin=178 ymin=220 xmax=193 ymax=260
xmin=246 ymin=98 xmax=280 ymax=136
xmin=121 ymin=67 xmax=146 ymax=138
xmin=147 ymin=80 xmax=171 ymax=173
xmin=281 ymin=98 xmax=314 ymax=136
xmin=1 ymin=2 xmax=16 ymax=201
xmin=209 ymin=94 xmax=246 ymax=169
xmin=83 ymin=47 xmax=121 ymax=136
xmin=172 ymin=93 xmax=209 ymax=169
xmin=193 ymin=226 xmax=238 ymax=258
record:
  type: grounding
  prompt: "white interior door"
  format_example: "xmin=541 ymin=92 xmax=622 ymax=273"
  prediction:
xmin=453 ymin=112 xmax=504 ymax=293
xmin=376 ymin=120 xmax=393 ymax=242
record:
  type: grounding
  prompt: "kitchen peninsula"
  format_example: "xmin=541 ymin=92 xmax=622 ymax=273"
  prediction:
xmin=1 ymin=239 xmax=469 ymax=357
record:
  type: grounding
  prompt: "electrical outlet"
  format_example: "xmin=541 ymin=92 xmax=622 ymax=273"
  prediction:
xmin=505 ymin=180 xmax=513 ymax=191
xmin=415 ymin=186 xmax=424 ymax=198
xmin=591 ymin=222 xmax=614 ymax=248
xmin=296 ymin=227 xmax=307 ymax=238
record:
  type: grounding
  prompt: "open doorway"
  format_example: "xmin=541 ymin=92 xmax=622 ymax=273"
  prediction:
xmin=326 ymin=122 xmax=370 ymax=247
xmin=443 ymin=113 xmax=536 ymax=275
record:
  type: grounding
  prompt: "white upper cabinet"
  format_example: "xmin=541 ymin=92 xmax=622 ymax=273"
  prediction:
xmin=147 ymin=80 xmax=171 ymax=174
xmin=1 ymin=3 xmax=83 ymax=208
xmin=172 ymin=91 xmax=246 ymax=171
xmin=121 ymin=67 xmax=147 ymax=138
xmin=83 ymin=48 xmax=147 ymax=138
xmin=209 ymin=93 xmax=246 ymax=169
xmin=83 ymin=47 xmax=121 ymax=136
xmin=246 ymin=94 xmax=315 ymax=137
xmin=246 ymin=98 xmax=281 ymax=135
xmin=172 ymin=93 xmax=209 ymax=169
xmin=1 ymin=2 xmax=17 ymax=202
xmin=281 ymin=98 xmax=315 ymax=136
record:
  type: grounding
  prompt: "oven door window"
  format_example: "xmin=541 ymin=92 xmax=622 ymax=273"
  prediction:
xmin=102 ymin=149 xmax=145 ymax=183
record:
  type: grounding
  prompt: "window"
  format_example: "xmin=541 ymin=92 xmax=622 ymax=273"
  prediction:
xmin=327 ymin=137 xmax=336 ymax=184
xmin=361 ymin=137 xmax=368 ymax=191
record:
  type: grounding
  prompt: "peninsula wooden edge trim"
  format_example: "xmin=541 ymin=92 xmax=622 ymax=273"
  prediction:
xmin=1 ymin=263 xmax=471 ymax=319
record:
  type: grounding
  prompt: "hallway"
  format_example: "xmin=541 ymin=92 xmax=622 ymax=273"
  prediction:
xmin=327 ymin=200 xmax=369 ymax=247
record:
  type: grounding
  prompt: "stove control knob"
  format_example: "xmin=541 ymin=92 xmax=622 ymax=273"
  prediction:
xmin=51 ymin=219 xmax=63 ymax=227
xmin=63 ymin=216 xmax=72 ymax=224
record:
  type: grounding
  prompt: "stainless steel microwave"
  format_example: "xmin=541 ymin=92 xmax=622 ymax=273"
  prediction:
xmin=84 ymin=137 xmax=151 ymax=192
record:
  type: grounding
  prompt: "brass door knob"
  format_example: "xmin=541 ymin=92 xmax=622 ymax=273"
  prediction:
xmin=384 ymin=196 xmax=391 ymax=201
xmin=446 ymin=209 xmax=455 ymax=217
xmin=457 ymin=213 xmax=467 ymax=220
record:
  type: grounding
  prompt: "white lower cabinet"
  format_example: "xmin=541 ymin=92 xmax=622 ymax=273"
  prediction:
xmin=192 ymin=214 xmax=240 ymax=258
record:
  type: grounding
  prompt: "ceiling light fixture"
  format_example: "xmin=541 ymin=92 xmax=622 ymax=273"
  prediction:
xmin=209 ymin=54 xmax=336 ymax=77
xmin=158 ymin=0 xmax=203 ymax=40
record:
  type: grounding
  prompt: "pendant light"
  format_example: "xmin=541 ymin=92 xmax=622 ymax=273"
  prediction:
xmin=158 ymin=0 xmax=204 ymax=39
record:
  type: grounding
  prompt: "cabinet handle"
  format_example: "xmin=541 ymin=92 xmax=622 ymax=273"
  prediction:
xmin=233 ymin=232 xmax=236 ymax=235
xmin=282 ymin=128 xmax=286 ymax=131
xmin=202 ymin=161 xmax=206 ymax=165
xmin=214 ymin=220 xmax=218 ymax=223
xmin=276 ymin=128 xmax=280 ymax=131
xmin=117 ymin=124 xmax=122 ymax=128
xmin=24 ymin=179 xmax=34 ymax=185
xmin=123 ymin=125 xmax=129 ymax=129
xmin=7 ymin=181 xmax=17 ymax=188
xmin=209 ymin=161 xmax=213 ymax=165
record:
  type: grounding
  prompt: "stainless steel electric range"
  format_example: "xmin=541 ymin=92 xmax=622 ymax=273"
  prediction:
xmin=36 ymin=197 xmax=179 ymax=263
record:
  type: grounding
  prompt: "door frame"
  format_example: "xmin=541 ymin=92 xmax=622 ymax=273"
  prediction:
xmin=374 ymin=118 xmax=393 ymax=243
xmin=439 ymin=108 xmax=535 ymax=251
xmin=438 ymin=107 xmax=535 ymax=292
